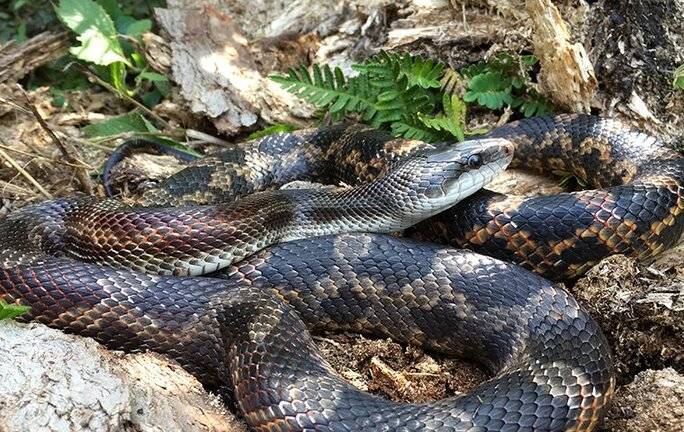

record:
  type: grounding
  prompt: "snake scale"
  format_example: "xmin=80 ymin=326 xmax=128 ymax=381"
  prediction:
xmin=1 ymin=114 xmax=683 ymax=431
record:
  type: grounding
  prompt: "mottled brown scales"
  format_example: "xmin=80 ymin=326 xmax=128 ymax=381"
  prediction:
xmin=3 ymin=114 xmax=684 ymax=430
xmin=547 ymin=156 xmax=569 ymax=173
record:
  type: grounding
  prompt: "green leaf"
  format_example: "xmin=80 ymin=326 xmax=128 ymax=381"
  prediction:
xmin=138 ymin=71 xmax=170 ymax=97
xmin=139 ymin=72 xmax=167 ymax=82
xmin=391 ymin=116 xmax=444 ymax=142
xmin=109 ymin=61 xmax=129 ymax=95
xmin=129 ymin=52 xmax=145 ymax=69
xmin=417 ymin=95 xmax=467 ymax=141
xmin=96 ymin=0 xmax=122 ymax=21
xmin=674 ymin=64 xmax=684 ymax=89
xmin=56 ymin=0 xmax=129 ymax=66
xmin=514 ymin=96 xmax=553 ymax=118
xmin=354 ymin=50 xmax=445 ymax=90
xmin=15 ymin=22 xmax=27 ymax=42
xmin=464 ymin=71 xmax=513 ymax=110
xmin=141 ymin=89 xmax=162 ymax=107
xmin=145 ymin=138 xmax=203 ymax=158
xmin=13 ymin=0 xmax=27 ymax=11
xmin=0 ymin=299 xmax=30 ymax=321
xmin=51 ymin=88 xmax=67 ymax=107
xmin=247 ymin=123 xmax=297 ymax=140
xmin=82 ymin=112 xmax=154 ymax=137
xmin=123 ymin=19 xmax=151 ymax=36
xmin=271 ymin=65 xmax=375 ymax=118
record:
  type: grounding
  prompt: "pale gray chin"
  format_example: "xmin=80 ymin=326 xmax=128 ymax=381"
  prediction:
xmin=449 ymin=158 xmax=508 ymax=203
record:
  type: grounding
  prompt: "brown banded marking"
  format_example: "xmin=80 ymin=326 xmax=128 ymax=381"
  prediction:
xmin=0 ymin=230 xmax=615 ymax=431
xmin=408 ymin=115 xmax=684 ymax=280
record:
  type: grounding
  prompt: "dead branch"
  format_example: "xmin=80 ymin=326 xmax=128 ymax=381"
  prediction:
xmin=0 ymin=31 xmax=70 ymax=83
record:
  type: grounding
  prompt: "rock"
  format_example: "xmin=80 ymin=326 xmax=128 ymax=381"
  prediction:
xmin=0 ymin=321 xmax=247 ymax=432
xmin=602 ymin=368 xmax=684 ymax=432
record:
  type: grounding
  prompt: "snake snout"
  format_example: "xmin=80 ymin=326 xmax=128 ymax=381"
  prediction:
xmin=413 ymin=138 xmax=513 ymax=216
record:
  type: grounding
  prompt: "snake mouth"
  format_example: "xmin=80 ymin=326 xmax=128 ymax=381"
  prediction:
xmin=431 ymin=138 xmax=514 ymax=203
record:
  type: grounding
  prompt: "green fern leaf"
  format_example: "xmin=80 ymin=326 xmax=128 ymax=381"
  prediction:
xmin=354 ymin=50 xmax=445 ymax=90
xmin=270 ymin=65 xmax=374 ymax=116
xmin=416 ymin=94 xmax=467 ymax=141
xmin=464 ymin=71 xmax=513 ymax=110
xmin=511 ymin=91 xmax=554 ymax=117
xmin=391 ymin=115 xmax=444 ymax=142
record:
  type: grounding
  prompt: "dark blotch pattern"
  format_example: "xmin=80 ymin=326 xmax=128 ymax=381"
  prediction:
xmin=0 ymin=234 xmax=614 ymax=432
xmin=413 ymin=116 xmax=684 ymax=279
xmin=113 ymin=114 xmax=684 ymax=280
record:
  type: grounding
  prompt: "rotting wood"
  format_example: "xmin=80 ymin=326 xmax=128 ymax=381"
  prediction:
xmin=0 ymin=31 xmax=69 ymax=83
xmin=154 ymin=1 xmax=316 ymax=135
xmin=0 ymin=321 xmax=247 ymax=432
xmin=525 ymin=0 xmax=596 ymax=112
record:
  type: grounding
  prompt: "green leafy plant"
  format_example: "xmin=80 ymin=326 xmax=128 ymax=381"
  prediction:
xmin=83 ymin=112 xmax=202 ymax=158
xmin=674 ymin=64 xmax=684 ymax=90
xmin=272 ymin=51 xmax=462 ymax=142
xmin=462 ymin=53 xmax=552 ymax=117
xmin=55 ymin=0 xmax=168 ymax=106
xmin=271 ymin=50 xmax=552 ymax=142
xmin=248 ymin=123 xmax=298 ymax=140
xmin=0 ymin=299 xmax=29 ymax=321
xmin=48 ymin=0 xmax=196 ymax=158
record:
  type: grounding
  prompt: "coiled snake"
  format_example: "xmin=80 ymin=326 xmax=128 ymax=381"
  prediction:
xmin=2 ymin=114 xmax=683 ymax=431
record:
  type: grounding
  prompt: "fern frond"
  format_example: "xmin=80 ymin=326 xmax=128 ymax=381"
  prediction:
xmin=356 ymin=73 xmax=436 ymax=128
xmin=440 ymin=67 xmax=463 ymax=96
xmin=464 ymin=71 xmax=513 ymax=110
xmin=417 ymin=94 xmax=466 ymax=141
xmin=354 ymin=50 xmax=445 ymax=90
xmin=391 ymin=115 xmax=445 ymax=142
xmin=511 ymin=90 xmax=554 ymax=117
xmin=270 ymin=65 xmax=374 ymax=116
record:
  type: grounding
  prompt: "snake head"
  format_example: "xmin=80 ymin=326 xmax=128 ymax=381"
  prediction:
xmin=391 ymin=138 xmax=514 ymax=218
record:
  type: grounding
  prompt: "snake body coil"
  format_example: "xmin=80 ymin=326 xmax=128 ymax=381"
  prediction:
xmin=2 ymin=114 xmax=680 ymax=431
xmin=1 ymin=234 xmax=614 ymax=432
xmin=112 ymin=114 xmax=684 ymax=280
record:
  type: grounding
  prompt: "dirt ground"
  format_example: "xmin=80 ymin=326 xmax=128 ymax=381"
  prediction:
xmin=0 ymin=0 xmax=683 ymax=431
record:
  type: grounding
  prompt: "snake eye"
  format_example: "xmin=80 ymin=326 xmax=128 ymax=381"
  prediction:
xmin=467 ymin=154 xmax=483 ymax=169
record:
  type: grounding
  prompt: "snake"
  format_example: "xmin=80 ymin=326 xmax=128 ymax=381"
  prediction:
xmin=3 ymin=113 xmax=681 ymax=430
xmin=103 ymin=114 xmax=684 ymax=280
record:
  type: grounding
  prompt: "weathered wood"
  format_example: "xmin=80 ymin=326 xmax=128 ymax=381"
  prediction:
xmin=154 ymin=1 xmax=316 ymax=135
xmin=526 ymin=0 xmax=596 ymax=112
xmin=0 ymin=31 xmax=70 ymax=83
xmin=0 ymin=321 xmax=247 ymax=432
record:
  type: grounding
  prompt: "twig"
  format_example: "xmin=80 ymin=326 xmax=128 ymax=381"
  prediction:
xmin=21 ymin=88 xmax=93 ymax=194
xmin=87 ymin=129 xmax=187 ymax=145
xmin=68 ymin=136 xmax=117 ymax=152
xmin=0 ymin=95 xmax=32 ymax=114
xmin=186 ymin=129 xmax=232 ymax=146
xmin=77 ymin=64 xmax=172 ymax=130
xmin=0 ymin=179 xmax=35 ymax=197
xmin=0 ymin=143 xmax=94 ymax=170
xmin=0 ymin=147 xmax=52 ymax=198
